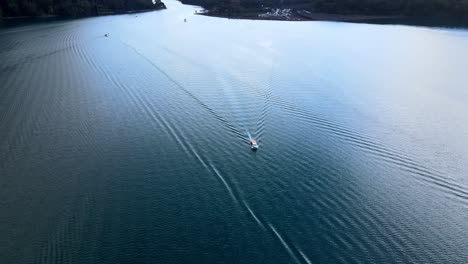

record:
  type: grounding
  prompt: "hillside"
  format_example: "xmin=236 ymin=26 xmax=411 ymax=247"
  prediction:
xmin=0 ymin=0 xmax=166 ymax=17
xmin=181 ymin=0 xmax=468 ymax=20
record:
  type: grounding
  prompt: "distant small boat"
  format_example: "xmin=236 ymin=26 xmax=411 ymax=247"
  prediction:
xmin=184 ymin=18 xmax=187 ymax=22
xmin=249 ymin=140 xmax=259 ymax=151
xmin=104 ymin=33 xmax=109 ymax=37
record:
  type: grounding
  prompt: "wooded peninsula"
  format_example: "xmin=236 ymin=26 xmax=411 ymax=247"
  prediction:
xmin=0 ymin=0 xmax=166 ymax=17
xmin=182 ymin=0 xmax=468 ymax=21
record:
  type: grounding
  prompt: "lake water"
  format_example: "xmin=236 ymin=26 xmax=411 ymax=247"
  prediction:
xmin=1 ymin=1 xmax=468 ymax=263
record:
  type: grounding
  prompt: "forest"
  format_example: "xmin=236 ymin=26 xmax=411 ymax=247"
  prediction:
xmin=181 ymin=0 xmax=468 ymax=18
xmin=2 ymin=0 xmax=468 ymax=20
xmin=0 ymin=0 xmax=166 ymax=17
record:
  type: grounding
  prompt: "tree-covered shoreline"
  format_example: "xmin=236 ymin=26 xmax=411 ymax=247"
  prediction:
xmin=0 ymin=0 xmax=166 ymax=18
xmin=181 ymin=0 xmax=468 ymax=20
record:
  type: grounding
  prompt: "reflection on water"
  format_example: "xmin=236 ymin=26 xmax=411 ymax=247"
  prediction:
xmin=1 ymin=1 xmax=468 ymax=263
xmin=356 ymin=16 xmax=468 ymax=28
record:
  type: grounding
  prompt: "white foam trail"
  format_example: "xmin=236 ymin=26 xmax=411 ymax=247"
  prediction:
xmin=268 ymin=223 xmax=301 ymax=264
xmin=297 ymin=247 xmax=313 ymax=264
xmin=210 ymin=164 xmax=238 ymax=204
xmin=246 ymin=130 xmax=252 ymax=140
xmin=243 ymin=201 xmax=265 ymax=230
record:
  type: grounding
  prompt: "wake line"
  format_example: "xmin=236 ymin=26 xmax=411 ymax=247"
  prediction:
xmin=0 ymin=23 xmax=66 ymax=36
xmin=208 ymin=162 xmax=313 ymax=264
xmin=107 ymin=45 xmax=310 ymax=260
xmin=268 ymin=223 xmax=302 ymax=264
xmin=246 ymin=130 xmax=252 ymax=140
xmin=94 ymin=42 xmax=250 ymax=211
xmin=0 ymin=37 xmax=75 ymax=165
xmin=269 ymin=223 xmax=314 ymax=264
xmin=118 ymin=40 xmax=246 ymax=141
xmin=210 ymin=164 xmax=239 ymax=204
xmin=98 ymin=50 xmax=245 ymax=207
xmin=68 ymin=45 xmax=277 ymax=256
xmin=225 ymin=74 xmax=273 ymax=141
xmin=142 ymin=42 xmax=263 ymax=143
xmin=266 ymin=91 xmax=468 ymax=203
xmin=297 ymin=248 xmax=313 ymax=264
xmin=242 ymin=201 xmax=265 ymax=230
xmin=0 ymin=44 xmax=77 ymax=73
xmin=89 ymin=42 xmax=204 ymax=169
xmin=230 ymin=78 xmax=422 ymax=169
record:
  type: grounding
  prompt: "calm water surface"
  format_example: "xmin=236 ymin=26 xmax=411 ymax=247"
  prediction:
xmin=1 ymin=1 xmax=468 ymax=263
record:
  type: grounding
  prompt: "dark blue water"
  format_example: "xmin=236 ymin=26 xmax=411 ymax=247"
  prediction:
xmin=1 ymin=1 xmax=468 ymax=263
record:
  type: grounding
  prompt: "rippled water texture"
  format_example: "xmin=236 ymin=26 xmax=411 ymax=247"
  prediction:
xmin=1 ymin=1 xmax=468 ymax=263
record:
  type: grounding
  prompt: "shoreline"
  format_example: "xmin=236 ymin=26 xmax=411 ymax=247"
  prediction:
xmin=196 ymin=10 xmax=404 ymax=23
xmin=195 ymin=10 xmax=468 ymax=28
xmin=0 ymin=7 xmax=166 ymax=21
xmin=294 ymin=11 xmax=404 ymax=22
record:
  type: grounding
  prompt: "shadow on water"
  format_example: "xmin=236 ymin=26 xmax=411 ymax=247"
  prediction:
xmin=0 ymin=16 xmax=68 ymax=28
xmin=354 ymin=16 xmax=468 ymax=29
